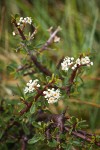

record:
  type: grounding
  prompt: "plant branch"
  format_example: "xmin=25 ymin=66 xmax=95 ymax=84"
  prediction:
xmin=65 ymin=67 xmax=79 ymax=96
xmin=19 ymin=81 xmax=54 ymax=115
xmin=12 ymin=18 xmax=26 ymax=40
xmin=36 ymin=111 xmax=100 ymax=147
xmin=39 ymin=26 xmax=61 ymax=53
xmin=30 ymin=54 xmax=52 ymax=76
xmin=65 ymin=126 xmax=100 ymax=147
xmin=23 ymin=70 xmax=35 ymax=76
xmin=21 ymin=135 xmax=28 ymax=150
xmin=17 ymin=64 xmax=32 ymax=72
xmin=12 ymin=18 xmax=52 ymax=77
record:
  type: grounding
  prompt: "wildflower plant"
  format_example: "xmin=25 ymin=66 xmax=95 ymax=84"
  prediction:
xmin=0 ymin=15 xmax=100 ymax=150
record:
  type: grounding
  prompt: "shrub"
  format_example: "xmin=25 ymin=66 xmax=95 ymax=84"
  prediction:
xmin=0 ymin=15 xmax=100 ymax=150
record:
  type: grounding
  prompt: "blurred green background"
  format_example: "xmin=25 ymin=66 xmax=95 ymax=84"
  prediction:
xmin=0 ymin=0 xmax=100 ymax=133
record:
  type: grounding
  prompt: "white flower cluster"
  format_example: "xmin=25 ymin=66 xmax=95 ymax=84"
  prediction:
xmin=24 ymin=79 xmax=61 ymax=104
xmin=12 ymin=31 xmax=16 ymax=36
xmin=24 ymin=79 xmax=40 ymax=94
xmin=76 ymin=57 xmax=93 ymax=66
xmin=43 ymin=88 xmax=60 ymax=104
xmin=61 ymin=56 xmax=93 ymax=71
xmin=17 ymin=17 xmax=32 ymax=26
xmin=61 ymin=57 xmax=74 ymax=71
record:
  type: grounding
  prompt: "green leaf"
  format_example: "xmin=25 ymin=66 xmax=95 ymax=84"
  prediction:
xmin=32 ymin=121 xmax=41 ymax=129
xmin=22 ymin=124 xmax=30 ymax=135
xmin=7 ymin=65 xmax=15 ymax=73
xmin=73 ymin=140 xmax=81 ymax=146
xmin=0 ymin=130 xmax=4 ymax=139
xmin=89 ymin=146 xmax=93 ymax=150
xmin=28 ymin=136 xmax=40 ymax=144
xmin=30 ymin=103 xmax=36 ymax=114
xmin=48 ymin=139 xmax=58 ymax=148
xmin=17 ymin=84 xmax=25 ymax=98
xmin=7 ymin=62 xmax=17 ymax=74
xmin=15 ymin=14 xmax=20 ymax=19
xmin=71 ymin=116 xmax=77 ymax=123
xmin=69 ymin=128 xmax=73 ymax=135
xmin=28 ymin=134 xmax=45 ymax=144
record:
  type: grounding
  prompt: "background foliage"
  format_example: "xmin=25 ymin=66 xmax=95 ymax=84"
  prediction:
xmin=0 ymin=0 xmax=100 ymax=149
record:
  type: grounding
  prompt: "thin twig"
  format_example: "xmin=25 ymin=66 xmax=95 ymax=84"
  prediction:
xmin=21 ymin=136 xmax=28 ymax=150
xmin=12 ymin=18 xmax=26 ymax=40
xmin=23 ymin=70 xmax=35 ymax=76
xmin=66 ymin=67 xmax=79 ymax=96
xmin=17 ymin=64 xmax=32 ymax=72
xmin=65 ymin=126 xmax=100 ymax=147
xmin=30 ymin=54 xmax=52 ymax=76
xmin=39 ymin=26 xmax=61 ymax=53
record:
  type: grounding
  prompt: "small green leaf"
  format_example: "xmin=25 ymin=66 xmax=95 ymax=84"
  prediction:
xmin=48 ymin=139 xmax=58 ymax=148
xmin=30 ymin=103 xmax=36 ymax=114
xmin=69 ymin=128 xmax=73 ymax=135
xmin=22 ymin=124 xmax=30 ymax=135
xmin=73 ymin=140 xmax=81 ymax=146
xmin=32 ymin=121 xmax=41 ymax=128
xmin=7 ymin=62 xmax=17 ymax=74
xmin=17 ymin=84 xmax=25 ymax=98
xmin=15 ymin=14 xmax=20 ymax=19
xmin=28 ymin=136 xmax=41 ymax=144
xmin=0 ymin=130 xmax=4 ymax=139
xmin=28 ymin=134 xmax=45 ymax=144
xmin=71 ymin=116 xmax=77 ymax=123
xmin=7 ymin=65 xmax=15 ymax=73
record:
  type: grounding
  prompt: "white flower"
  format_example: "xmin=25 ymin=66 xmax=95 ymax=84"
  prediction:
xmin=17 ymin=17 xmax=32 ymax=25
xmin=90 ymin=62 xmax=93 ymax=66
xmin=54 ymin=36 xmax=60 ymax=43
xmin=12 ymin=31 xmax=16 ymax=36
xmin=61 ymin=56 xmax=93 ymax=72
xmin=72 ymin=66 xmax=75 ymax=70
xmin=80 ymin=56 xmax=93 ymax=67
xmin=24 ymin=87 xmax=29 ymax=94
xmin=48 ymin=97 xmax=57 ymax=103
xmin=19 ymin=17 xmax=23 ymax=22
xmin=61 ymin=57 xmax=74 ymax=71
xmin=24 ymin=79 xmax=40 ymax=94
xmin=26 ymin=17 xmax=32 ymax=24
xmin=71 ymin=57 xmax=74 ymax=60
xmin=43 ymin=88 xmax=60 ymax=104
xmin=76 ymin=58 xmax=81 ymax=65
xmin=17 ymin=22 xmax=20 ymax=26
